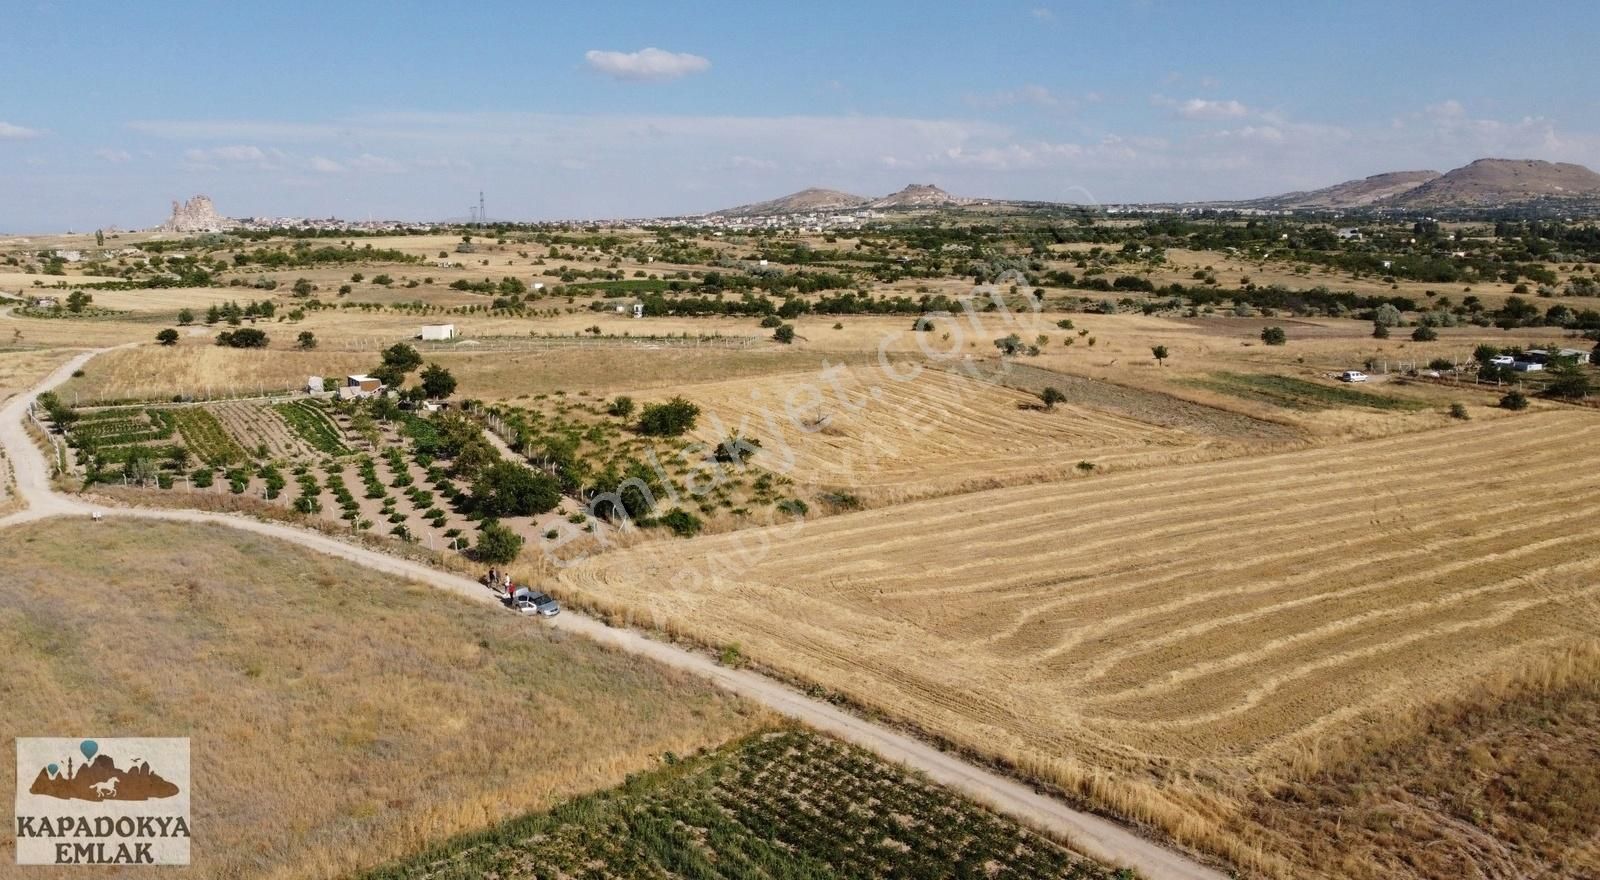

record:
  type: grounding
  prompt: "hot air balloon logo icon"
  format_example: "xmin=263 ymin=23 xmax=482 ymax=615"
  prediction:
xmin=26 ymin=739 xmax=180 ymax=802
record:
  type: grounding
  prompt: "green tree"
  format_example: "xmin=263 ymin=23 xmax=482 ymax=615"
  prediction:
xmin=216 ymin=328 xmax=269 ymax=348
xmin=156 ymin=328 xmax=179 ymax=346
xmin=607 ymin=396 xmax=635 ymax=418
xmin=380 ymin=342 xmax=423 ymax=374
xmin=1411 ymin=326 xmax=1438 ymax=342
xmin=94 ymin=229 xmax=104 ymax=247
xmin=291 ymin=278 xmax=314 ymax=297
xmin=1373 ymin=303 xmax=1403 ymax=327
xmin=474 ymin=520 xmax=524 ymax=564
xmin=1038 ymin=386 xmax=1067 ymax=411
xmin=472 ymin=461 xmax=561 ymax=518
xmin=296 ymin=331 xmax=317 ymax=350
xmin=176 ymin=308 xmax=194 ymax=326
xmin=1546 ymin=364 xmax=1591 ymax=399
xmin=419 ymin=362 xmax=457 ymax=399
xmin=1260 ymin=326 xmax=1287 ymax=345
xmin=65 ymin=290 xmax=92 ymax=313
xmin=1151 ymin=345 xmax=1169 ymax=365
xmin=204 ymin=304 xmax=221 ymax=325
xmin=638 ymin=397 xmax=701 ymax=436
xmin=993 ymin=334 xmax=1025 ymax=355
xmin=1499 ymin=389 xmax=1529 ymax=410
xmin=772 ymin=323 xmax=796 ymax=344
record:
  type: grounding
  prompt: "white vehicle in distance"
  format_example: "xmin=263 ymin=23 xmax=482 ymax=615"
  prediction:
xmin=1336 ymin=370 xmax=1369 ymax=383
xmin=1489 ymin=355 xmax=1515 ymax=366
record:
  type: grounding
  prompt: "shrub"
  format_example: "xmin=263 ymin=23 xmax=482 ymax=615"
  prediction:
xmin=776 ymin=498 xmax=809 ymax=517
xmin=190 ymin=467 xmax=214 ymax=488
xmin=216 ymin=327 xmax=268 ymax=348
xmin=1411 ymin=326 xmax=1438 ymax=342
xmin=156 ymin=328 xmax=179 ymax=346
xmin=638 ymin=397 xmax=700 ymax=436
xmin=1499 ymin=390 xmax=1529 ymax=411
xmin=1260 ymin=326 xmax=1287 ymax=345
xmin=658 ymin=507 xmax=703 ymax=537
xmin=607 ymin=396 xmax=635 ymax=418
xmin=759 ymin=315 xmax=783 ymax=328
xmin=1038 ymin=387 xmax=1067 ymax=410
xmin=1449 ymin=402 xmax=1470 ymax=420
xmin=474 ymin=520 xmax=523 ymax=564
xmin=772 ymin=324 xmax=795 ymax=344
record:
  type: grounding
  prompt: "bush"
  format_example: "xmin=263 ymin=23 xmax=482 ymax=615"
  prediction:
xmin=772 ymin=324 xmax=795 ymax=344
xmin=607 ymin=396 xmax=635 ymax=418
xmin=776 ymin=498 xmax=809 ymax=517
xmin=156 ymin=328 xmax=179 ymax=346
xmin=1546 ymin=365 xmax=1591 ymax=399
xmin=1500 ymin=390 xmax=1529 ymax=411
xmin=474 ymin=520 xmax=523 ymax=564
xmin=1372 ymin=322 xmax=1390 ymax=339
xmin=1038 ymin=387 xmax=1067 ymax=410
xmin=216 ymin=327 xmax=268 ymax=348
xmin=190 ymin=467 xmax=214 ymax=488
xmin=1449 ymin=402 xmax=1470 ymax=420
xmin=1259 ymin=326 xmax=1287 ymax=345
xmin=759 ymin=315 xmax=783 ymax=328
xmin=638 ymin=397 xmax=700 ymax=436
xmin=1411 ymin=326 xmax=1438 ymax=342
xmin=658 ymin=507 xmax=703 ymax=537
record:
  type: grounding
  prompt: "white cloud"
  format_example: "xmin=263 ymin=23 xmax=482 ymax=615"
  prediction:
xmin=584 ymin=48 xmax=710 ymax=82
xmin=0 ymin=121 xmax=42 ymax=140
xmin=185 ymin=144 xmax=268 ymax=163
xmin=94 ymin=148 xmax=132 ymax=164
xmin=965 ymin=84 xmax=1065 ymax=110
xmin=348 ymin=153 xmax=405 ymax=173
xmin=309 ymin=156 xmax=345 ymax=173
xmin=1174 ymin=98 xmax=1250 ymax=120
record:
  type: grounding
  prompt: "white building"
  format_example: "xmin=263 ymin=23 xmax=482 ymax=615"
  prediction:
xmin=420 ymin=323 xmax=457 ymax=341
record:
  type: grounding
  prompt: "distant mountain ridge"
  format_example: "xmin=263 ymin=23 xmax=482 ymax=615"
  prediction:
xmin=714 ymin=183 xmax=966 ymax=216
xmin=1240 ymin=159 xmax=1600 ymax=211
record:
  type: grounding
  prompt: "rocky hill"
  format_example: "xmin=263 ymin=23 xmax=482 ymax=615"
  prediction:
xmin=869 ymin=183 xmax=967 ymax=209
xmin=1245 ymin=170 xmax=1441 ymax=210
xmin=1237 ymin=159 xmax=1600 ymax=211
xmin=1385 ymin=158 xmax=1600 ymax=208
xmin=714 ymin=183 xmax=968 ymax=216
xmin=714 ymin=188 xmax=869 ymax=217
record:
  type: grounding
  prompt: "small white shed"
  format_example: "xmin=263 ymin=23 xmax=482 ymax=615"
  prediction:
xmin=420 ymin=323 xmax=457 ymax=341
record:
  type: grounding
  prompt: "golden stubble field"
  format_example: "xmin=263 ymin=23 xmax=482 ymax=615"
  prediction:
xmin=662 ymin=363 xmax=1246 ymax=500
xmin=0 ymin=519 xmax=759 ymax=880
xmin=556 ymin=408 xmax=1600 ymax=874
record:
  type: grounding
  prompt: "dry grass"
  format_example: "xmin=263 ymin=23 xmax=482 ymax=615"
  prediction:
xmin=0 ymin=519 xmax=760 ymax=880
xmin=669 ymin=363 xmax=1221 ymax=496
xmin=58 ymin=345 xmax=371 ymax=403
xmin=556 ymin=410 xmax=1600 ymax=874
xmin=1239 ymin=643 xmax=1600 ymax=878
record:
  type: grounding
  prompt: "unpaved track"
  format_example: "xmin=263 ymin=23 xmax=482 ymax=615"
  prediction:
xmin=0 ymin=345 xmax=1225 ymax=880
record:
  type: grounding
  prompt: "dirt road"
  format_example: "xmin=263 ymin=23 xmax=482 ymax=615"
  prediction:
xmin=0 ymin=345 xmax=1226 ymax=880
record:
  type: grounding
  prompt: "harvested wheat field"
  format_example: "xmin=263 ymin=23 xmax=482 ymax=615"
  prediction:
xmin=0 ymin=519 xmax=758 ymax=879
xmin=673 ymin=363 xmax=1241 ymax=497
xmin=559 ymin=409 xmax=1600 ymax=875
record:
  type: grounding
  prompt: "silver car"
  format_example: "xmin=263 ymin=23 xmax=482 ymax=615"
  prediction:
xmin=511 ymin=588 xmax=560 ymax=617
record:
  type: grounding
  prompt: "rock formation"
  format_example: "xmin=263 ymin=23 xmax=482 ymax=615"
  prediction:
xmin=160 ymin=195 xmax=231 ymax=233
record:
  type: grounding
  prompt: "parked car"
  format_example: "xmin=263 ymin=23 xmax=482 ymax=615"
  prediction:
xmin=1489 ymin=355 xmax=1515 ymax=366
xmin=511 ymin=588 xmax=560 ymax=617
xmin=1336 ymin=370 xmax=1369 ymax=383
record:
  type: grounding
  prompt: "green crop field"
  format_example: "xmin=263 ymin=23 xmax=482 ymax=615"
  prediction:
xmin=359 ymin=727 xmax=1121 ymax=880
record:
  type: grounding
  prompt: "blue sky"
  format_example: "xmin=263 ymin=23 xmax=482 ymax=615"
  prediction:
xmin=4 ymin=0 xmax=1598 ymax=230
